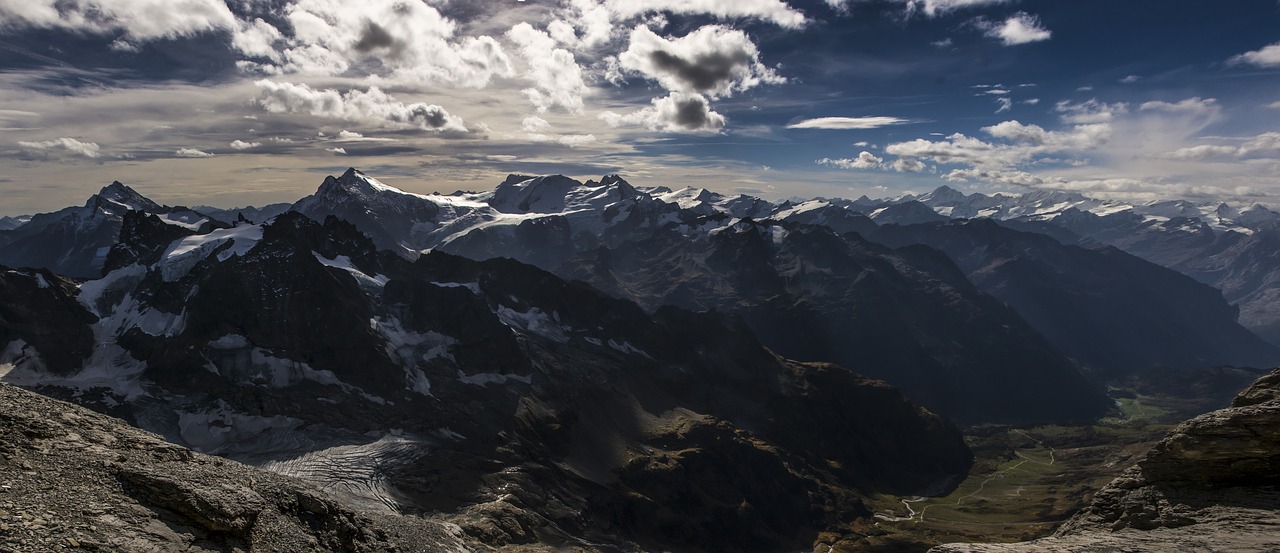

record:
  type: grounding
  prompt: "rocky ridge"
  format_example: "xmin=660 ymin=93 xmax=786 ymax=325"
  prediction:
xmin=0 ymin=382 xmax=474 ymax=552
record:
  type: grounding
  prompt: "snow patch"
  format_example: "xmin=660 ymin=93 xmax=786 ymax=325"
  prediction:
xmin=313 ymin=252 xmax=389 ymax=287
xmin=496 ymin=305 xmax=571 ymax=343
xmin=160 ymin=224 xmax=263 ymax=281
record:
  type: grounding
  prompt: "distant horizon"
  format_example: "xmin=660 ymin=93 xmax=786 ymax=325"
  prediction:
xmin=7 ymin=165 xmax=1279 ymax=220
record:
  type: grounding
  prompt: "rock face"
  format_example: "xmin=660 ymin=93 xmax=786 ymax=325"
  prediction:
xmin=931 ymin=369 xmax=1280 ymax=552
xmin=0 ymin=383 xmax=471 ymax=552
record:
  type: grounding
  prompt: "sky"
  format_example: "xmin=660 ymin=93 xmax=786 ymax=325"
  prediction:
xmin=2 ymin=0 xmax=1280 ymax=215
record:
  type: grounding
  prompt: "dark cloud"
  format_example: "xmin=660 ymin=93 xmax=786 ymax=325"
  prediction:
xmin=649 ymin=49 xmax=754 ymax=93
xmin=673 ymin=95 xmax=723 ymax=131
xmin=352 ymin=20 xmax=401 ymax=57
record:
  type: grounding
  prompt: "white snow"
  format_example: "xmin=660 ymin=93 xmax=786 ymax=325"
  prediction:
xmin=607 ymin=339 xmax=653 ymax=359
xmin=312 ymin=252 xmax=389 ymax=287
xmin=370 ymin=317 xmax=457 ymax=397
xmin=177 ymin=400 xmax=305 ymax=454
xmin=496 ymin=305 xmax=571 ymax=343
xmin=159 ymin=224 xmax=263 ymax=281
xmin=429 ymin=281 xmax=481 ymax=294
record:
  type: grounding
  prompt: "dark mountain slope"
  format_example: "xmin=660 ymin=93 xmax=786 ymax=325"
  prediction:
xmin=560 ymin=219 xmax=1111 ymax=425
xmin=871 ymin=219 xmax=1280 ymax=375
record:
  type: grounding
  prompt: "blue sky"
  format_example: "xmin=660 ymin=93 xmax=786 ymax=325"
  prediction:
xmin=2 ymin=0 xmax=1279 ymax=214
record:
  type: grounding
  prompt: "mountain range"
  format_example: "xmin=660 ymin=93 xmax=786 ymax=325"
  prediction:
xmin=3 ymin=168 xmax=1278 ymax=550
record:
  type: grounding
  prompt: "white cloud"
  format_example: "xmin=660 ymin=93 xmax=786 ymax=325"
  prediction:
xmin=0 ymin=0 xmax=236 ymax=44
xmin=980 ymin=12 xmax=1051 ymax=46
xmin=229 ymin=139 xmax=261 ymax=150
xmin=326 ymin=147 xmax=347 ymax=154
xmin=884 ymin=120 xmax=1111 ymax=171
xmin=176 ymin=147 xmax=213 ymax=158
xmin=254 ymin=80 xmax=468 ymax=132
xmin=521 ymin=116 xmax=550 ymax=132
xmin=879 ymin=0 xmax=1013 ymax=17
xmin=1054 ymin=99 xmax=1129 ymax=124
xmin=1139 ymin=97 xmax=1221 ymax=118
xmin=1162 ymin=132 xmax=1280 ymax=161
xmin=1120 ymin=74 xmax=1141 ymax=84
xmin=618 ymin=24 xmax=783 ymax=99
xmin=16 ymin=137 xmax=101 ymax=158
xmin=1229 ymin=42 xmax=1280 ymax=68
xmin=893 ymin=158 xmax=926 ymax=172
xmin=337 ymin=130 xmax=363 ymax=140
xmin=818 ymin=151 xmax=884 ymax=170
xmin=602 ymin=0 xmax=807 ymax=29
xmin=600 ymin=92 xmax=725 ymax=133
xmin=266 ymin=0 xmax=514 ymax=87
xmin=786 ymin=116 xmax=908 ymax=130
xmin=506 ymin=23 xmax=588 ymax=113
xmin=995 ymin=97 xmax=1013 ymax=113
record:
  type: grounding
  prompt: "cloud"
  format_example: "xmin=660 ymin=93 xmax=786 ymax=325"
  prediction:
xmin=818 ymin=151 xmax=884 ymax=170
xmin=522 ymin=116 xmax=550 ymax=133
xmin=884 ymin=120 xmax=1111 ymax=171
xmin=0 ymin=0 xmax=236 ymax=44
xmin=995 ymin=97 xmax=1013 ymax=113
xmin=873 ymin=0 xmax=1013 ymax=17
xmin=176 ymin=148 xmax=213 ymax=158
xmin=326 ymin=147 xmax=347 ymax=155
xmin=978 ymin=12 xmax=1051 ymax=46
xmin=618 ymin=25 xmax=783 ymax=99
xmin=1054 ymin=99 xmax=1129 ymax=124
xmin=254 ymin=80 xmax=468 ymax=132
xmin=786 ymin=116 xmax=909 ymax=130
xmin=1229 ymin=42 xmax=1280 ymax=68
xmin=1139 ymin=97 xmax=1221 ymax=118
xmin=229 ymin=140 xmax=261 ymax=150
xmin=1119 ymin=74 xmax=1141 ymax=84
xmin=602 ymin=0 xmax=807 ymax=29
xmin=600 ymin=92 xmax=725 ymax=133
xmin=506 ymin=23 xmax=588 ymax=113
xmin=255 ymin=0 xmax=514 ymax=87
xmin=16 ymin=137 xmax=101 ymax=158
xmin=1162 ymin=132 xmax=1280 ymax=161
xmin=893 ymin=158 xmax=926 ymax=172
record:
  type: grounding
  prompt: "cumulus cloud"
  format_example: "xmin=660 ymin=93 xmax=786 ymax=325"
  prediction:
xmin=254 ymin=80 xmax=468 ymax=132
xmin=229 ymin=139 xmax=261 ymax=150
xmin=176 ymin=147 xmax=213 ymax=158
xmin=818 ymin=151 xmax=884 ymax=170
xmin=884 ymin=120 xmax=1111 ymax=171
xmin=787 ymin=116 xmax=908 ymax=130
xmin=0 ymin=0 xmax=236 ymax=45
xmin=506 ymin=23 xmax=588 ymax=113
xmin=16 ymin=137 xmax=102 ymax=158
xmin=893 ymin=158 xmax=927 ymax=172
xmin=261 ymin=0 xmax=514 ymax=87
xmin=600 ymin=92 xmax=725 ymax=133
xmin=1229 ymin=42 xmax=1280 ymax=68
xmin=978 ymin=12 xmax=1051 ymax=46
xmin=618 ymin=25 xmax=783 ymax=99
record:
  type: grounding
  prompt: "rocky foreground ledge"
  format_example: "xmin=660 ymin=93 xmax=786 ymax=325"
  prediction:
xmin=0 ymin=383 xmax=480 ymax=552
xmin=933 ymin=369 xmax=1280 ymax=552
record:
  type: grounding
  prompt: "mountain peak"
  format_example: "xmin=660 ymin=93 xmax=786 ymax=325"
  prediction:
xmin=489 ymin=174 xmax=581 ymax=213
xmin=90 ymin=181 xmax=161 ymax=213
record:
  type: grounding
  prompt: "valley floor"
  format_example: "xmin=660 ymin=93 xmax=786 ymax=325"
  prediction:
xmin=853 ymin=392 xmax=1185 ymax=551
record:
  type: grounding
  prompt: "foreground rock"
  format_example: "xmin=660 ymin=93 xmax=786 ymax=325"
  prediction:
xmin=932 ymin=369 xmax=1280 ymax=552
xmin=0 ymin=383 xmax=471 ymax=552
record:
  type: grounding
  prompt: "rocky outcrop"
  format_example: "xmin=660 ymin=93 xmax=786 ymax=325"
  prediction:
xmin=0 ymin=383 xmax=471 ymax=552
xmin=931 ymin=368 xmax=1280 ymax=552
